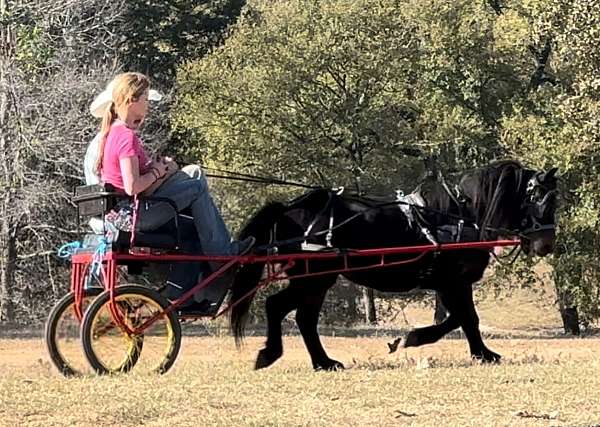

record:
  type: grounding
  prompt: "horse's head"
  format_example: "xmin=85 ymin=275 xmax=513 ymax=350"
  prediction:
xmin=519 ymin=167 xmax=558 ymax=256
xmin=459 ymin=161 xmax=558 ymax=257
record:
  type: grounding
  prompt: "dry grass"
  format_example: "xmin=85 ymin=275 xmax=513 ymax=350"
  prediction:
xmin=1 ymin=334 xmax=600 ymax=426
xmin=2 ymin=288 xmax=600 ymax=427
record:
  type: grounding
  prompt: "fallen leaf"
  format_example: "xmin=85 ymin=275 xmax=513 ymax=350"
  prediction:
xmin=513 ymin=410 xmax=559 ymax=420
xmin=394 ymin=410 xmax=417 ymax=418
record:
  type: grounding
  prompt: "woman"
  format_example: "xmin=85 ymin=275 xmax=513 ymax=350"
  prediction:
xmin=94 ymin=72 xmax=254 ymax=315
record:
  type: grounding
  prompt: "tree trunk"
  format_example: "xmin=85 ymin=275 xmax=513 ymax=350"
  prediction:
xmin=0 ymin=223 xmax=16 ymax=322
xmin=557 ymin=288 xmax=580 ymax=335
xmin=341 ymin=279 xmax=358 ymax=321
xmin=0 ymin=79 xmax=15 ymax=322
xmin=0 ymin=10 xmax=15 ymax=322
xmin=362 ymin=287 xmax=377 ymax=324
xmin=433 ymin=293 xmax=447 ymax=324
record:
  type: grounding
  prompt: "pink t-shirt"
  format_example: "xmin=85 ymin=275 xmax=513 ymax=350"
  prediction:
xmin=101 ymin=122 xmax=151 ymax=190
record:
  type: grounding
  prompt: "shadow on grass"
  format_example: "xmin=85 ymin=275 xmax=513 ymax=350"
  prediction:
xmin=177 ymin=322 xmax=599 ymax=341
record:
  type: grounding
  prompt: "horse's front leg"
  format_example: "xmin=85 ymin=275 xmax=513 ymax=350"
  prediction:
xmin=441 ymin=284 xmax=501 ymax=363
xmin=255 ymin=286 xmax=298 ymax=370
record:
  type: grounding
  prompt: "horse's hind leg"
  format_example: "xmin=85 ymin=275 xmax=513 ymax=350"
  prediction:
xmin=440 ymin=284 xmax=501 ymax=363
xmin=255 ymin=286 xmax=298 ymax=370
xmin=293 ymin=276 xmax=341 ymax=371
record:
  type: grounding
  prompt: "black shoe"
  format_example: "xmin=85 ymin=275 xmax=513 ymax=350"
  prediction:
xmin=233 ymin=236 xmax=256 ymax=256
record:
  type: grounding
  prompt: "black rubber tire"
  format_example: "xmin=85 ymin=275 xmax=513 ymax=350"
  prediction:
xmin=45 ymin=288 xmax=102 ymax=376
xmin=80 ymin=285 xmax=181 ymax=375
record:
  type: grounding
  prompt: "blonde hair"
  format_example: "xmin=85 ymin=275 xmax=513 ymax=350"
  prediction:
xmin=94 ymin=72 xmax=150 ymax=174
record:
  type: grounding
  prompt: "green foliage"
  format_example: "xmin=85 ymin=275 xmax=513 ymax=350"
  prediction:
xmin=172 ymin=0 xmax=600 ymax=324
xmin=174 ymin=0 xmax=534 ymax=231
xmin=15 ymin=25 xmax=53 ymax=73
xmin=553 ymin=231 xmax=600 ymax=327
xmin=499 ymin=0 xmax=600 ymax=325
xmin=176 ymin=0 xmax=421 ymax=184
xmin=4 ymin=0 xmax=600 ymax=325
xmin=120 ymin=0 xmax=245 ymax=85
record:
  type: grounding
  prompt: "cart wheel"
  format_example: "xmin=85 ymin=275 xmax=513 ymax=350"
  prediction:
xmin=80 ymin=285 xmax=181 ymax=375
xmin=45 ymin=288 xmax=105 ymax=376
xmin=45 ymin=287 xmax=144 ymax=376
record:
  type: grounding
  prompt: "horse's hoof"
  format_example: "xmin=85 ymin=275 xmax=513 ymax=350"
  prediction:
xmin=254 ymin=347 xmax=282 ymax=370
xmin=387 ymin=338 xmax=402 ymax=353
xmin=472 ymin=350 xmax=502 ymax=364
xmin=314 ymin=359 xmax=345 ymax=371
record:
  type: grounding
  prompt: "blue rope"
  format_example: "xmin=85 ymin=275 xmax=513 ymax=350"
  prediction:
xmin=57 ymin=241 xmax=82 ymax=259
xmin=58 ymin=238 xmax=109 ymax=289
xmin=88 ymin=238 xmax=109 ymax=286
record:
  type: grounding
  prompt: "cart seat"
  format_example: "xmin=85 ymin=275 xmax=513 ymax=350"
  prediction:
xmin=73 ymin=183 xmax=180 ymax=251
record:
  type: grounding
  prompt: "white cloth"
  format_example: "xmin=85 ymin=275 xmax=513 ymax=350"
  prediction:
xmin=84 ymin=133 xmax=101 ymax=185
xmin=396 ymin=190 xmax=437 ymax=245
xmin=83 ymin=133 xmax=107 ymax=235
xmin=396 ymin=191 xmax=425 ymax=227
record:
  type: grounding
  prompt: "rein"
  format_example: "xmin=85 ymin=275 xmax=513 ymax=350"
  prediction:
xmin=201 ymin=164 xmax=552 ymax=252
xmin=201 ymin=165 xmax=321 ymax=190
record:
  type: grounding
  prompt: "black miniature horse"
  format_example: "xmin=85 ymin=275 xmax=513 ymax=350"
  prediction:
xmin=230 ymin=161 xmax=558 ymax=370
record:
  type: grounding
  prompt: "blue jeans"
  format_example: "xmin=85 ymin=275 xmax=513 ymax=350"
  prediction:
xmin=161 ymin=216 xmax=206 ymax=301
xmin=136 ymin=166 xmax=234 ymax=255
xmin=137 ymin=166 xmax=234 ymax=303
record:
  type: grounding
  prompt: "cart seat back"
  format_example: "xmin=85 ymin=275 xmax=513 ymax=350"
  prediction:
xmin=73 ymin=183 xmax=179 ymax=250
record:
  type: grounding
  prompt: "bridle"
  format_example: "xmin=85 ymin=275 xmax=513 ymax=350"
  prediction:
xmin=519 ymin=172 xmax=558 ymax=237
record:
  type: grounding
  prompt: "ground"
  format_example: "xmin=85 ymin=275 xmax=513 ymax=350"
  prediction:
xmin=1 ymin=286 xmax=599 ymax=427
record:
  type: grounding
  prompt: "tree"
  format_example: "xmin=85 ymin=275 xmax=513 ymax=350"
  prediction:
xmin=174 ymin=0 xmax=540 ymax=322
xmin=174 ymin=0 xmax=532 ymax=224
xmin=0 ymin=0 xmax=125 ymax=321
xmin=0 ymin=0 xmax=247 ymax=323
xmin=499 ymin=0 xmax=600 ymax=332
xmin=119 ymin=0 xmax=246 ymax=86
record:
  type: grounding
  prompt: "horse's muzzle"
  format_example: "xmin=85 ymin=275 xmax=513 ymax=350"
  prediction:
xmin=524 ymin=230 xmax=555 ymax=256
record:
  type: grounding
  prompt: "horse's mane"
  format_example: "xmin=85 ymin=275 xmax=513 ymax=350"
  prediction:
xmin=459 ymin=160 xmax=526 ymax=238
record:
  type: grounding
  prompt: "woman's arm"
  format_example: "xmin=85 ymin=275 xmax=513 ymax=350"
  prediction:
xmin=142 ymin=159 xmax=178 ymax=196
xmin=120 ymin=156 xmax=165 ymax=195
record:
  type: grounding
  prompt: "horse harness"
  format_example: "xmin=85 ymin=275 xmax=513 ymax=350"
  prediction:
xmin=274 ymin=170 xmax=556 ymax=254
xmin=520 ymin=172 xmax=557 ymax=236
xmin=298 ymin=183 xmax=478 ymax=251
xmin=396 ymin=179 xmax=479 ymax=246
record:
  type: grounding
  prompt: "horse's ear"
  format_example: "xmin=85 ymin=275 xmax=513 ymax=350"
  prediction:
xmin=539 ymin=167 xmax=558 ymax=183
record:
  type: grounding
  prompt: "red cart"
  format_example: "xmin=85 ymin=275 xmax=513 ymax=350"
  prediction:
xmin=45 ymin=184 xmax=520 ymax=376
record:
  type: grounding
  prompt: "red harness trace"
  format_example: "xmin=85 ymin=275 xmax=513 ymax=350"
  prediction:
xmin=69 ymin=239 xmax=520 ymax=334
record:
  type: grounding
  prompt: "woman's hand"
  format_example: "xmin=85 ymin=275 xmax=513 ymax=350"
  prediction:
xmin=142 ymin=157 xmax=179 ymax=196
xmin=120 ymin=155 xmax=180 ymax=196
xmin=152 ymin=159 xmax=169 ymax=178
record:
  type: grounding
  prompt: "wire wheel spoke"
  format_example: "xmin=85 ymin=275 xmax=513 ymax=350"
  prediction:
xmin=46 ymin=289 xmax=102 ymax=377
xmin=85 ymin=287 xmax=180 ymax=374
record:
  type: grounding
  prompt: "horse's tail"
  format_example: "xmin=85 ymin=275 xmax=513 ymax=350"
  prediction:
xmin=231 ymin=201 xmax=288 ymax=347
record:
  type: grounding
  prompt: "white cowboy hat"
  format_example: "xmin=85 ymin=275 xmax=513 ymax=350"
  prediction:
xmin=89 ymin=80 xmax=162 ymax=118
